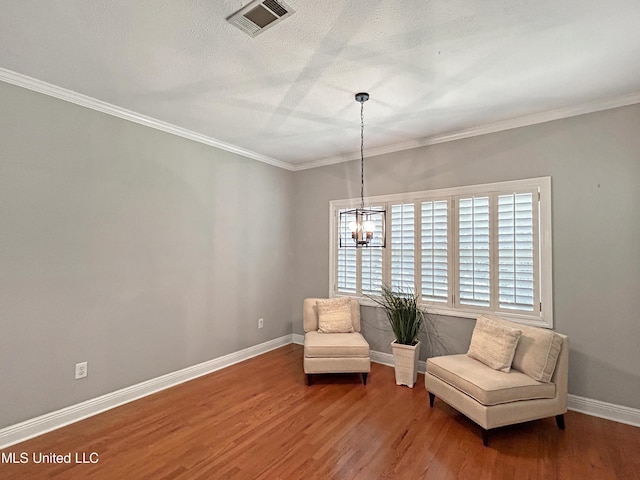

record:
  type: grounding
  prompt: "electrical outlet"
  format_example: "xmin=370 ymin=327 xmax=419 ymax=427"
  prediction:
xmin=75 ymin=362 xmax=88 ymax=380
xmin=258 ymin=318 xmax=264 ymax=329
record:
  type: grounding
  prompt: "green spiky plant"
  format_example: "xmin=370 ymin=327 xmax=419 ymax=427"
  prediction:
xmin=369 ymin=285 xmax=424 ymax=346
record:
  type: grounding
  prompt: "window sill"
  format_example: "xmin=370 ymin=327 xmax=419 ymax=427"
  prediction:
xmin=333 ymin=293 xmax=552 ymax=329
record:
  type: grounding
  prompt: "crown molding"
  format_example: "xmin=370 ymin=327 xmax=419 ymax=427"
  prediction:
xmin=0 ymin=67 xmax=296 ymax=171
xmin=2 ymin=67 xmax=638 ymax=173
xmin=293 ymin=91 xmax=640 ymax=171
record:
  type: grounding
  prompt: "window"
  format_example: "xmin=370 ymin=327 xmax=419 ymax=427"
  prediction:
xmin=458 ymin=196 xmax=490 ymax=307
xmin=336 ymin=210 xmax=357 ymax=293
xmin=330 ymin=177 xmax=553 ymax=327
xmin=421 ymin=200 xmax=449 ymax=304
xmin=390 ymin=203 xmax=415 ymax=292
xmin=497 ymin=192 xmax=537 ymax=311
xmin=361 ymin=209 xmax=384 ymax=295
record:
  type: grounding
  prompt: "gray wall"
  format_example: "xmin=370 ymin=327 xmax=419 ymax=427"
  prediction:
xmin=2 ymin=76 xmax=639 ymax=429
xmin=0 ymin=81 xmax=294 ymax=428
xmin=292 ymin=103 xmax=640 ymax=410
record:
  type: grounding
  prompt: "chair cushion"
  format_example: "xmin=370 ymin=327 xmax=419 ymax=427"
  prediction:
xmin=427 ymin=354 xmax=556 ymax=406
xmin=467 ymin=316 xmax=522 ymax=372
xmin=316 ymin=297 xmax=355 ymax=333
xmin=304 ymin=331 xmax=370 ymax=358
xmin=480 ymin=314 xmax=563 ymax=383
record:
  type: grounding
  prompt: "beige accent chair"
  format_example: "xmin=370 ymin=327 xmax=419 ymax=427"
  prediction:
xmin=303 ymin=297 xmax=371 ymax=386
xmin=425 ymin=316 xmax=568 ymax=445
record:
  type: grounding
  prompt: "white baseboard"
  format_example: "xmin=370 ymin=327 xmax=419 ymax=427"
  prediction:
xmin=567 ymin=394 xmax=640 ymax=428
xmin=3 ymin=337 xmax=638 ymax=449
xmin=368 ymin=350 xmax=640 ymax=428
xmin=0 ymin=334 xmax=293 ymax=449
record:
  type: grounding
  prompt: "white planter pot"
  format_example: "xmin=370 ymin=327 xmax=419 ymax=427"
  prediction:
xmin=391 ymin=340 xmax=421 ymax=388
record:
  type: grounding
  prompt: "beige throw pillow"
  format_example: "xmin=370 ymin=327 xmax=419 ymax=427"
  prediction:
xmin=479 ymin=314 xmax=563 ymax=383
xmin=317 ymin=297 xmax=354 ymax=333
xmin=467 ymin=316 xmax=522 ymax=372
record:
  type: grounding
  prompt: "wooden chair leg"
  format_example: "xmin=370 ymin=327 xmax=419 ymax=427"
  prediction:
xmin=306 ymin=374 xmax=312 ymax=386
xmin=362 ymin=372 xmax=368 ymax=385
xmin=428 ymin=392 xmax=435 ymax=408
xmin=556 ymin=414 xmax=565 ymax=430
xmin=481 ymin=428 xmax=489 ymax=446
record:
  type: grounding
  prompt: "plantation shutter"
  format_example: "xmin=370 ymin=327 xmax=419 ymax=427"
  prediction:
xmin=336 ymin=209 xmax=357 ymax=293
xmin=458 ymin=196 xmax=490 ymax=307
xmin=497 ymin=192 xmax=536 ymax=311
xmin=390 ymin=203 xmax=415 ymax=292
xmin=421 ymin=200 xmax=449 ymax=302
xmin=331 ymin=177 xmax=551 ymax=327
xmin=361 ymin=207 xmax=384 ymax=295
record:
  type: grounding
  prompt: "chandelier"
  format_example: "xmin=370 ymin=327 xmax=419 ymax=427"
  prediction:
xmin=339 ymin=92 xmax=386 ymax=248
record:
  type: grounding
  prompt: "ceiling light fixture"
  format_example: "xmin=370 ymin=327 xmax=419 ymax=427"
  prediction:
xmin=339 ymin=93 xmax=386 ymax=248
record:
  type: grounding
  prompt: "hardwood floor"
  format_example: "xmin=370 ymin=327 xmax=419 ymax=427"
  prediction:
xmin=1 ymin=344 xmax=639 ymax=479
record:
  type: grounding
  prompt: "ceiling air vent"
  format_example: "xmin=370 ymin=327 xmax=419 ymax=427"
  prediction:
xmin=227 ymin=0 xmax=295 ymax=38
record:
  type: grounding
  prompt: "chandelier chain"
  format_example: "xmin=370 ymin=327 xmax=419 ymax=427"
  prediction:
xmin=360 ymin=99 xmax=365 ymax=209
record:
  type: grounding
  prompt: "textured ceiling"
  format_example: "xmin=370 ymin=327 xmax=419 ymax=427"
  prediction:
xmin=1 ymin=0 xmax=640 ymax=169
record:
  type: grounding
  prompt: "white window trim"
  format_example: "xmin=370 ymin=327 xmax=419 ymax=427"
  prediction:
xmin=329 ymin=176 xmax=553 ymax=328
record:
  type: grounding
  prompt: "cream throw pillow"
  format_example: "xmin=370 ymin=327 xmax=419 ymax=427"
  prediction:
xmin=467 ymin=316 xmax=522 ymax=372
xmin=317 ymin=297 xmax=354 ymax=333
xmin=513 ymin=328 xmax=562 ymax=382
xmin=479 ymin=314 xmax=563 ymax=383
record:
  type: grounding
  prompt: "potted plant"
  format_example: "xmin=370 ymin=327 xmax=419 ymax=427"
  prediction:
xmin=370 ymin=285 xmax=424 ymax=388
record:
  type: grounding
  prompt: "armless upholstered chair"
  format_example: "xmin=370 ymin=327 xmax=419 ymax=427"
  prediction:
xmin=303 ymin=297 xmax=371 ymax=386
xmin=425 ymin=314 xmax=568 ymax=445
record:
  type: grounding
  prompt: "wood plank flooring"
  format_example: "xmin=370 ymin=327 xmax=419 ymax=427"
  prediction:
xmin=1 ymin=344 xmax=639 ymax=479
